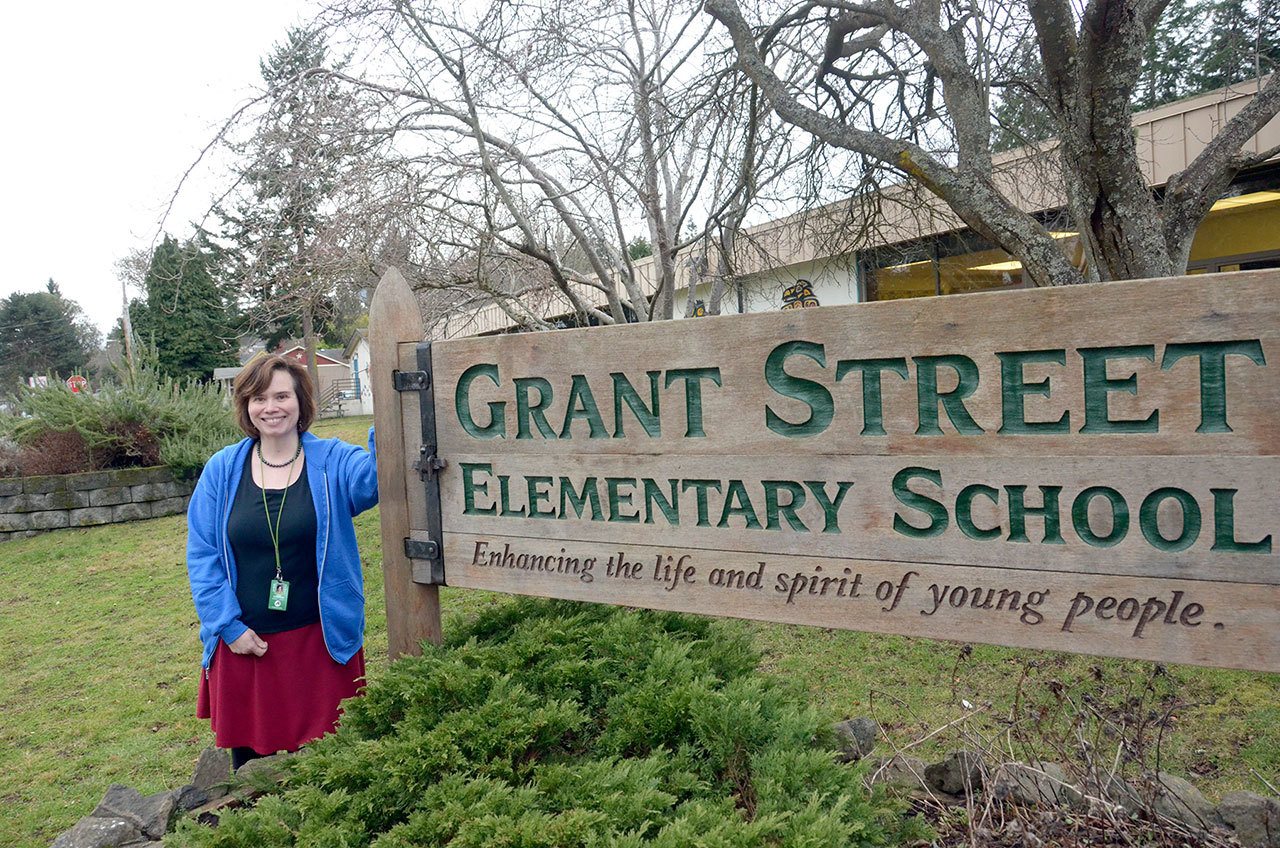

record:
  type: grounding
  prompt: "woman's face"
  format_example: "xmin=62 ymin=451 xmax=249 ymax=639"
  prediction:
xmin=248 ymin=369 xmax=300 ymax=439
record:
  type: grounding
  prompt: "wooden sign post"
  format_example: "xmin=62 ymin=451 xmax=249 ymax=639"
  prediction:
xmin=382 ymin=269 xmax=1280 ymax=672
xmin=370 ymin=268 xmax=442 ymax=658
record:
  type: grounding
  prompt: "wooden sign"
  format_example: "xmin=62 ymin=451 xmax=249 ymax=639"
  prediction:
xmin=393 ymin=270 xmax=1280 ymax=672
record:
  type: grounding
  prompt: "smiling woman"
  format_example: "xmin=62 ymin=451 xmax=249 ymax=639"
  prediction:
xmin=185 ymin=354 xmax=379 ymax=772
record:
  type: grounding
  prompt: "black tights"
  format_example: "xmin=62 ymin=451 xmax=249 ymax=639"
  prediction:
xmin=231 ymin=746 xmax=266 ymax=771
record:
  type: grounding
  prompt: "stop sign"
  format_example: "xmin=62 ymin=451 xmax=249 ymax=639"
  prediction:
xmin=66 ymin=375 xmax=88 ymax=394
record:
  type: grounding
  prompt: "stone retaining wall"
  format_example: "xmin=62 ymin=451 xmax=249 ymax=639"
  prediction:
xmin=0 ymin=467 xmax=193 ymax=542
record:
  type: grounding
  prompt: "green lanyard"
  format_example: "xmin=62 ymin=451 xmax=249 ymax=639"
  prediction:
xmin=259 ymin=441 xmax=301 ymax=612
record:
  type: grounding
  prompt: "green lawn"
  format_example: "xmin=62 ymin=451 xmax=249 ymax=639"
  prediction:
xmin=1 ymin=414 xmax=1276 ymax=847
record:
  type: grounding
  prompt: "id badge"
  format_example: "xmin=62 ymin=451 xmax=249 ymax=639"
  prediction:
xmin=268 ymin=579 xmax=290 ymax=611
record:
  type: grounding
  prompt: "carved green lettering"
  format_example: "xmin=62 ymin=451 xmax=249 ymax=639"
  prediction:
xmin=525 ymin=475 xmax=556 ymax=518
xmin=1006 ymin=485 xmax=1065 ymax=544
xmin=560 ymin=477 xmax=603 ymax=521
xmin=643 ymin=478 xmax=679 ymax=525
xmin=1071 ymin=486 xmax=1129 ymax=547
xmin=460 ymin=462 xmax=496 ymax=515
xmin=1210 ymin=488 xmax=1271 ymax=553
xmin=834 ymin=357 xmax=909 ymax=435
xmin=559 ymin=374 xmax=608 ymax=439
xmin=956 ymin=484 xmax=1000 ymax=540
xmin=804 ymin=480 xmax=855 ymax=533
xmin=997 ymin=348 xmax=1069 ymax=434
xmin=455 ymin=364 xmax=505 ymax=438
xmin=498 ymin=474 xmax=526 ymax=516
xmin=763 ymin=480 xmax=807 ymax=531
xmin=681 ymin=479 xmax=723 ymax=527
xmin=1161 ymin=340 xmax=1266 ymax=433
xmin=1139 ymin=487 xmax=1201 ymax=552
xmin=765 ymin=341 xmax=833 ymax=437
xmin=514 ymin=377 xmax=556 ymax=439
xmin=606 ymin=477 xmax=640 ymax=523
xmin=664 ymin=367 xmax=722 ymax=438
xmin=1079 ymin=345 xmax=1158 ymax=434
xmin=892 ymin=467 xmax=948 ymax=538
xmin=612 ymin=371 xmax=661 ymax=438
xmin=717 ymin=479 xmax=762 ymax=529
xmin=914 ymin=355 xmax=984 ymax=435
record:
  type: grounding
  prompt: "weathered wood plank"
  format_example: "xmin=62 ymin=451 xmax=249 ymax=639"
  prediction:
xmin=433 ymin=272 xmax=1279 ymax=458
xmin=439 ymin=532 xmax=1280 ymax=672
xmin=397 ymin=270 xmax=1280 ymax=671
xmin=370 ymin=268 xmax=442 ymax=657
xmin=420 ymin=453 xmax=1280 ymax=585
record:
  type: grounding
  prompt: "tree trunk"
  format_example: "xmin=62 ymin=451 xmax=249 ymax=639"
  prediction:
xmin=301 ymin=300 xmax=320 ymax=393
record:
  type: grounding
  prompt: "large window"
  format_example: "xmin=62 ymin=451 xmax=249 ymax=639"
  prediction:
xmin=864 ymin=189 xmax=1280 ymax=301
xmin=866 ymin=229 xmax=1082 ymax=301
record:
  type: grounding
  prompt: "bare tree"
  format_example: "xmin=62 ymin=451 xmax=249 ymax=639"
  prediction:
xmin=308 ymin=0 xmax=791 ymax=326
xmin=706 ymin=0 xmax=1280 ymax=285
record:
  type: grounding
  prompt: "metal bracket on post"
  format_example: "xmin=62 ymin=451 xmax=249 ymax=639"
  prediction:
xmin=393 ymin=342 xmax=446 ymax=586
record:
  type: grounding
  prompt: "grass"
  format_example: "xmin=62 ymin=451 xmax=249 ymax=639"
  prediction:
xmin=1 ymin=413 xmax=1277 ymax=846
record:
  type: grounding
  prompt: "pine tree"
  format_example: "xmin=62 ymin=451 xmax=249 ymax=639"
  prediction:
xmin=1193 ymin=0 xmax=1280 ymax=91
xmin=219 ymin=27 xmax=365 ymax=389
xmin=0 ymin=281 xmax=99 ymax=389
xmin=130 ymin=236 xmax=237 ymax=382
xmin=1134 ymin=0 xmax=1205 ymax=110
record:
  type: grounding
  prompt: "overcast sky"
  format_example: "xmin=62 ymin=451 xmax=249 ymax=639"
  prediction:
xmin=1 ymin=1 xmax=316 ymax=337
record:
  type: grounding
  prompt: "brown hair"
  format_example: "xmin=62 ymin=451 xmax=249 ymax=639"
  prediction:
xmin=232 ymin=354 xmax=317 ymax=438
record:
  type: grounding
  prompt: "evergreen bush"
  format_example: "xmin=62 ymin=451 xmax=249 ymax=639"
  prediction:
xmin=0 ymin=365 xmax=236 ymax=479
xmin=169 ymin=599 xmax=928 ymax=847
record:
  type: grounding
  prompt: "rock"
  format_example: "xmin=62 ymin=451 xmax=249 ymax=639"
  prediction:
xmin=1219 ymin=791 xmax=1280 ymax=848
xmin=50 ymin=816 xmax=141 ymax=848
xmin=235 ymin=751 xmax=292 ymax=782
xmin=925 ymin=750 xmax=985 ymax=795
xmin=991 ymin=761 xmax=1082 ymax=807
xmin=1150 ymin=771 xmax=1221 ymax=831
xmin=190 ymin=746 xmax=230 ymax=800
xmin=832 ymin=717 xmax=879 ymax=762
xmin=173 ymin=784 xmax=210 ymax=812
xmin=91 ymin=785 xmax=177 ymax=839
xmin=1081 ymin=772 xmax=1144 ymax=816
xmin=866 ymin=754 xmax=928 ymax=789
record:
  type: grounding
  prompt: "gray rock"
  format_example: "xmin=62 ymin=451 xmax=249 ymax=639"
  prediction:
xmin=65 ymin=471 xmax=118 ymax=492
xmin=236 ymin=751 xmax=292 ymax=782
xmin=23 ymin=474 xmax=65 ymax=494
xmin=1219 ymin=791 xmax=1280 ymax=848
xmin=150 ymin=496 xmax=190 ymax=516
xmin=88 ymin=487 xmax=132 ymax=507
xmin=1086 ymin=773 xmax=1145 ymax=815
xmin=925 ymin=750 xmax=985 ymax=795
xmin=0 ymin=478 xmax=22 ymax=496
xmin=1150 ymin=771 xmax=1221 ymax=830
xmin=50 ymin=816 xmax=142 ymax=848
xmin=991 ymin=761 xmax=1082 ymax=807
xmin=91 ymin=785 xmax=177 ymax=839
xmin=866 ymin=754 xmax=928 ymax=789
xmin=69 ymin=507 xmax=114 ymax=527
xmin=111 ymin=502 xmax=152 ymax=522
xmin=31 ymin=510 xmax=70 ymax=530
xmin=832 ymin=717 xmax=879 ymax=762
xmin=173 ymin=784 xmax=210 ymax=812
xmin=0 ymin=512 xmax=32 ymax=532
xmin=0 ymin=494 xmax=28 ymax=513
xmin=38 ymin=490 xmax=90 ymax=510
xmin=190 ymin=746 xmax=230 ymax=800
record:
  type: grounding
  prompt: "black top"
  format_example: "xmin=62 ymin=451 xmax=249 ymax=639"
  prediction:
xmin=228 ymin=450 xmax=321 ymax=634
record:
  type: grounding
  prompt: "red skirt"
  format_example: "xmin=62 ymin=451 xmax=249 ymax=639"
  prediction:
xmin=197 ymin=621 xmax=365 ymax=754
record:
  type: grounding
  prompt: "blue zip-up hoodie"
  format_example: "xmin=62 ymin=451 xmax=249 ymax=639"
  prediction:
xmin=186 ymin=428 xmax=378 ymax=668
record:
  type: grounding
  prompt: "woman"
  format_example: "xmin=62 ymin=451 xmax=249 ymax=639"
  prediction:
xmin=186 ymin=354 xmax=378 ymax=770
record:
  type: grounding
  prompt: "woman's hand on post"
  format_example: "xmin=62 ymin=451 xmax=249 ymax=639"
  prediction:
xmin=229 ymin=629 xmax=268 ymax=656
